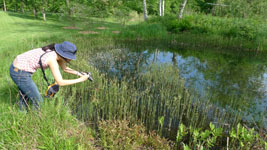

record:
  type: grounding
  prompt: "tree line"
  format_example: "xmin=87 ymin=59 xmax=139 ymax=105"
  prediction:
xmin=1 ymin=0 xmax=266 ymax=21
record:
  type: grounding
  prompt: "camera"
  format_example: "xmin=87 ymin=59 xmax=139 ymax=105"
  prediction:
xmin=87 ymin=72 xmax=93 ymax=82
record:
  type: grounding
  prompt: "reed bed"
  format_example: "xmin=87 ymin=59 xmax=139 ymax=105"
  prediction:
xmin=62 ymin=45 xmax=242 ymax=142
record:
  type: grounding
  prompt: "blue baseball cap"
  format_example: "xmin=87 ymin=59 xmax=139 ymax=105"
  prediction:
xmin=55 ymin=41 xmax=77 ymax=60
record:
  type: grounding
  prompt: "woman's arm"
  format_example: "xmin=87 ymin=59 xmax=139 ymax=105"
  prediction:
xmin=57 ymin=60 xmax=84 ymax=76
xmin=47 ymin=58 xmax=88 ymax=86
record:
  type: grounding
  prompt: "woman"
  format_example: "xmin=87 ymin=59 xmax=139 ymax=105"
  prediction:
xmin=9 ymin=41 xmax=89 ymax=111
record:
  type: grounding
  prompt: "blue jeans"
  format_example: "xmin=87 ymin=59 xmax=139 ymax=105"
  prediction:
xmin=9 ymin=63 xmax=43 ymax=111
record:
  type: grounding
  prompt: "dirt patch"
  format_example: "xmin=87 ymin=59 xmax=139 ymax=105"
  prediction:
xmin=96 ymin=27 xmax=106 ymax=30
xmin=63 ymin=27 xmax=82 ymax=30
xmin=112 ymin=31 xmax=120 ymax=34
xmin=78 ymin=31 xmax=99 ymax=34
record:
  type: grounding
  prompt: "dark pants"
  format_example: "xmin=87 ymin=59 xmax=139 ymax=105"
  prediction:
xmin=9 ymin=63 xmax=43 ymax=111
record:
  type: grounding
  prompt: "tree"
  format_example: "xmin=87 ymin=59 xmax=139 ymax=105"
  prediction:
xmin=41 ymin=0 xmax=47 ymax=21
xmin=162 ymin=0 xmax=165 ymax=16
xmin=159 ymin=0 xmax=161 ymax=16
xmin=159 ymin=0 xmax=165 ymax=16
xmin=65 ymin=0 xmax=73 ymax=16
xmin=20 ymin=0 xmax=25 ymax=14
xmin=178 ymin=0 xmax=188 ymax=19
xmin=30 ymin=0 xmax=38 ymax=18
xmin=143 ymin=0 xmax=148 ymax=21
xmin=3 ymin=0 xmax=6 ymax=11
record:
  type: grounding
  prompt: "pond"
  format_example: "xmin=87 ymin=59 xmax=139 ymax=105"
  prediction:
xmin=86 ymin=43 xmax=267 ymax=131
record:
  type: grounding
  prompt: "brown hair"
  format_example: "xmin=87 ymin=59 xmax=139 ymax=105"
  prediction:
xmin=42 ymin=43 xmax=56 ymax=51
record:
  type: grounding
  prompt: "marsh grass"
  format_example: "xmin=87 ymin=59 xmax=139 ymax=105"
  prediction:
xmin=64 ymin=60 xmax=241 ymax=141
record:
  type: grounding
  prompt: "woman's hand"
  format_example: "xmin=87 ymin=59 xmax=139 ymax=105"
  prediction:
xmin=80 ymin=74 xmax=90 ymax=81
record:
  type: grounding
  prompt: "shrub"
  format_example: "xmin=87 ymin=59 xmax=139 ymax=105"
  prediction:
xmin=148 ymin=14 xmax=266 ymax=43
xmin=222 ymin=20 xmax=259 ymax=41
xmin=118 ymin=22 xmax=168 ymax=40
xmin=177 ymin=17 xmax=193 ymax=32
xmin=150 ymin=15 xmax=193 ymax=33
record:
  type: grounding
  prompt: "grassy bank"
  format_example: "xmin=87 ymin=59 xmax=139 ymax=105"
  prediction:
xmin=116 ymin=14 xmax=267 ymax=51
xmin=0 ymin=11 xmax=172 ymax=149
xmin=0 ymin=11 xmax=95 ymax=149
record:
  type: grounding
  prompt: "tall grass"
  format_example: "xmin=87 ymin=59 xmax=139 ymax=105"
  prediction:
xmin=0 ymin=11 xmax=172 ymax=149
xmin=64 ymin=59 xmax=241 ymax=141
xmin=0 ymin=100 xmax=95 ymax=150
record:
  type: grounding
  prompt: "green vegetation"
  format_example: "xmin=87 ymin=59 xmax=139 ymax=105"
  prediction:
xmin=0 ymin=102 xmax=95 ymax=149
xmin=0 ymin=11 xmax=171 ymax=149
xmin=98 ymin=120 xmax=172 ymax=149
xmin=116 ymin=14 xmax=267 ymax=51
xmin=0 ymin=0 xmax=267 ymax=148
xmin=1 ymin=0 xmax=266 ymax=50
xmin=176 ymin=123 xmax=267 ymax=149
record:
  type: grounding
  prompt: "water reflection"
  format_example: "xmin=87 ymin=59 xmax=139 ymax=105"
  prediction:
xmin=88 ymin=46 xmax=267 ymax=129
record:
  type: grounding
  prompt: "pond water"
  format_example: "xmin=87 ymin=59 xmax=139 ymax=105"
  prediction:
xmin=87 ymin=44 xmax=267 ymax=130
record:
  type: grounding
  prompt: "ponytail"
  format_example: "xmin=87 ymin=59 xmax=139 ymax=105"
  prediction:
xmin=42 ymin=43 xmax=56 ymax=51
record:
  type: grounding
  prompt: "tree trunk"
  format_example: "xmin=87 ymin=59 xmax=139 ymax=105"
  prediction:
xmin=178 ymin=0 xmax=188 ymax=19
xmin=21 ymin=0 xmax=25 ymax=14
xmin=143 ymin=0 xmax=148 ymax=21
xmin=42 ymin=0 xmax=48 ymax=21
xmin=162 ymin=0 xmax=165 ymax=16
xmin=33 ymin=8 xmax=37 ymax=18
xmin=159 ymin=0 xmax=162 ymax=16
xmin=66 ymin=0 xmax=70 ymax=7
xmin=3 ymin=0 xmax=6 ymax=11
xmin=65 ymin=0 xmax=71 ymax=16
xmin=42 ymin=7 xmax=46 ymax=21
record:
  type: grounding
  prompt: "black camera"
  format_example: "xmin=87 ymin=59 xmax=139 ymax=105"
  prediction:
xmin=87 ymin=72 xmax=93 ymax=82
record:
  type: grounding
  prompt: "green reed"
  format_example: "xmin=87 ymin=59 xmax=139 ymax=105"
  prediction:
xmin=63 ymin=58 xmax=241 ymax=141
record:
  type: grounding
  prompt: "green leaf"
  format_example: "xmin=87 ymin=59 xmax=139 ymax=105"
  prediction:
xmin=193 ymin=130 xmax=199 ymax=138
xmin=179 ymin=123 xmax=185 ymax=133
xmin=209 ymin=123 xmax=215 ymax=131
xmin=183 ymin=143 xmax=191 ymax=150
xmin=230 ymin=129 xmax=237 ymax=138
xmin=237 ymin=123 xmax=242 ymax=136
xmin=207 ymin=137 xmax=215 ymax=148
xmin=240 ymin=141 xmax=244 ymax=147
xmin=189 ymin=125 xmax=193 ymax=134
xmin=176 ymin=132 xmax=182 ymax=143
xmin=214 ymin=128 xmax=223 ymax=136
xmin=158 ymin=116 xmax=164 ymax=127
xmin=201 ymin=130 xmax=211 ymax=140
